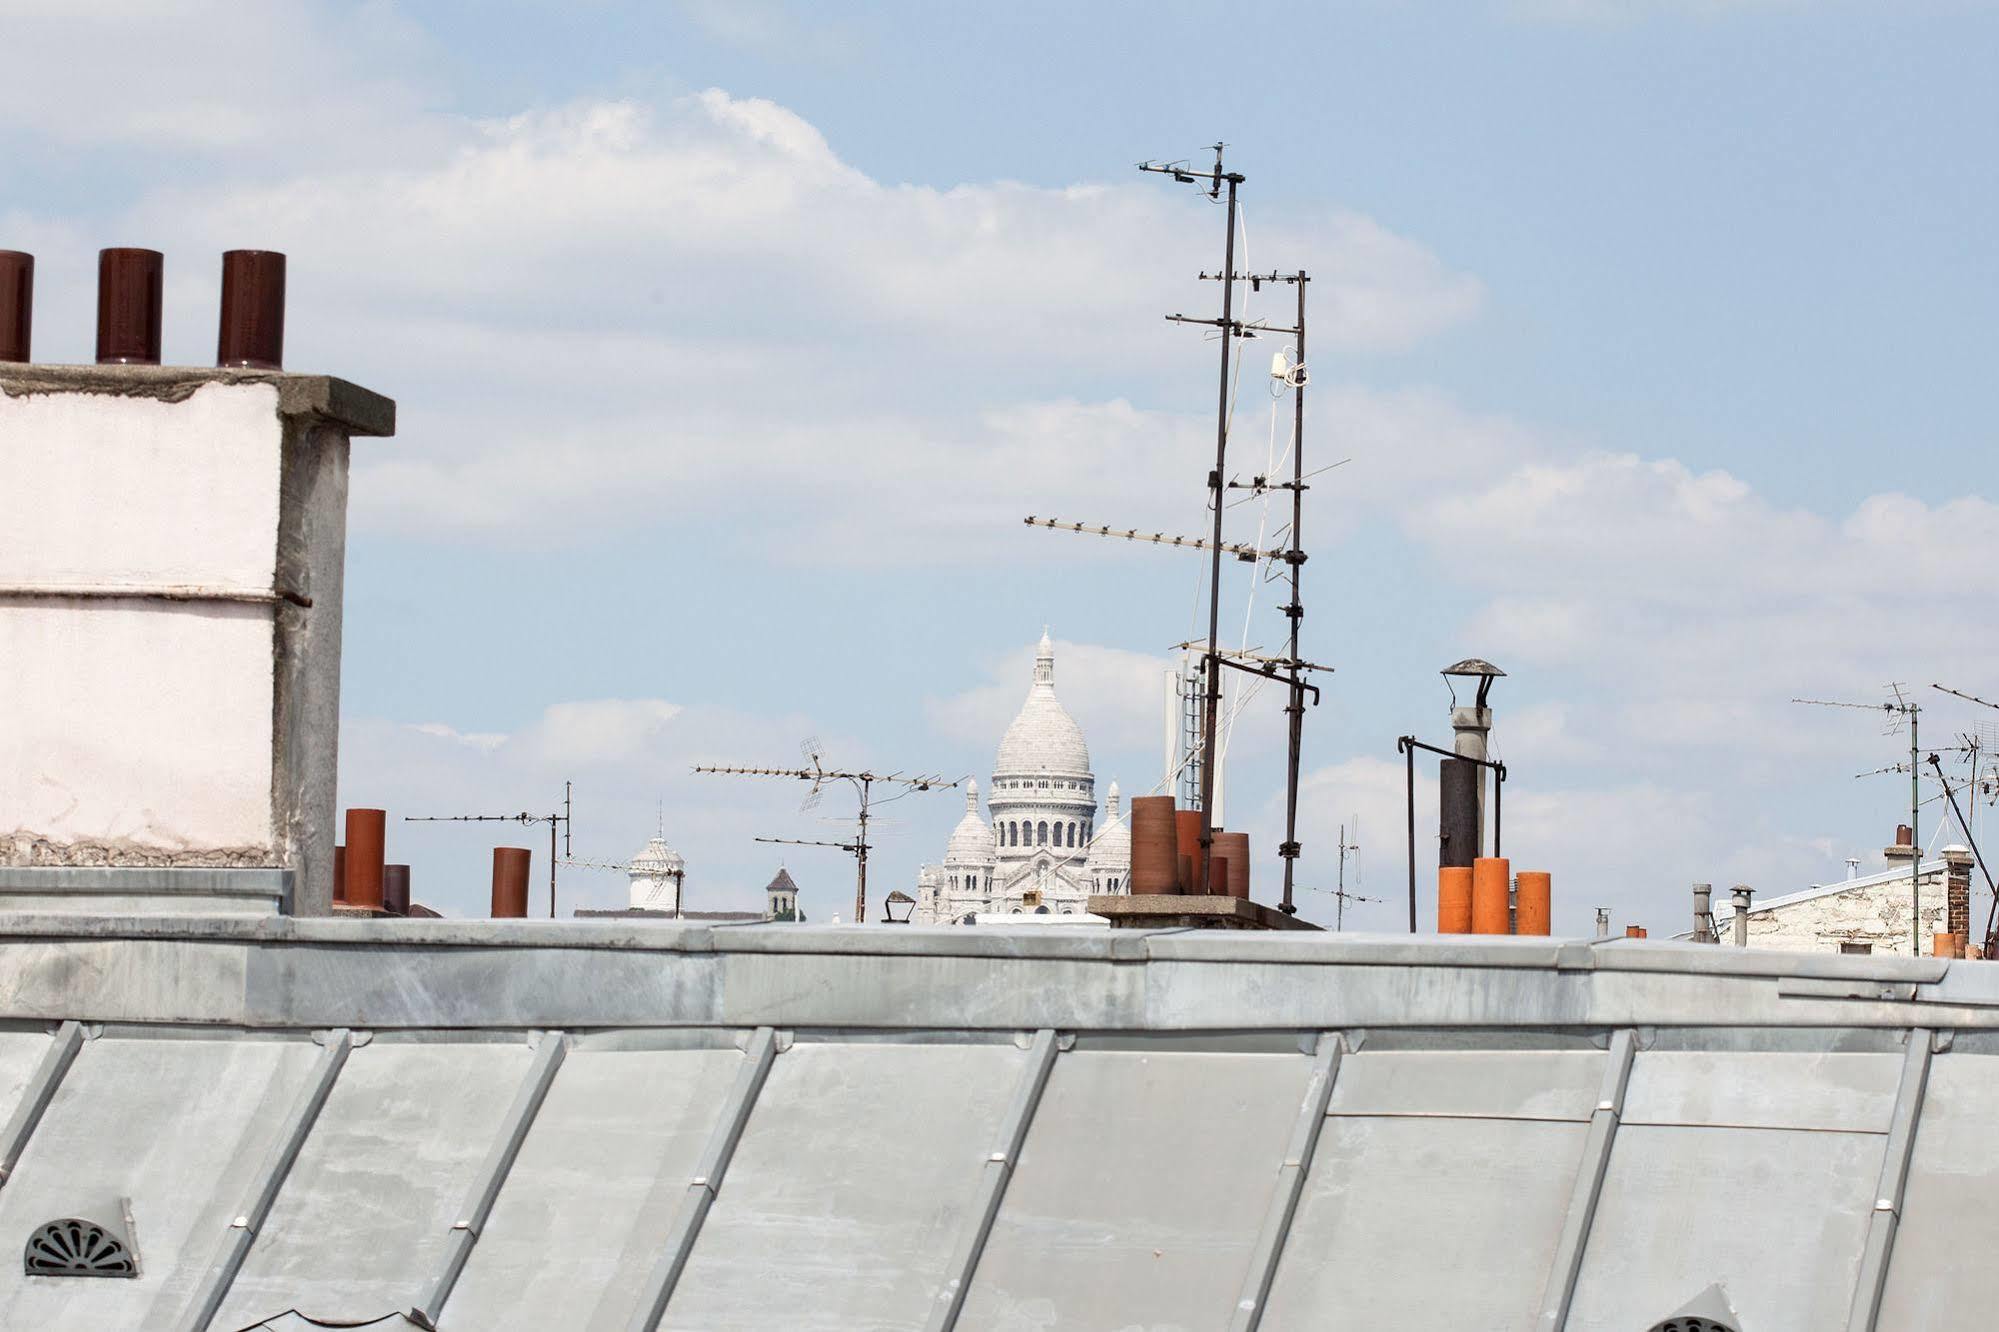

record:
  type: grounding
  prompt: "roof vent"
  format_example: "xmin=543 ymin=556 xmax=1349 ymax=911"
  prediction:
xmin=24 ymin=1199 xmax=138 ymax=1278
xmin=1649 ymin=1283 xmax=1740 ymax=1332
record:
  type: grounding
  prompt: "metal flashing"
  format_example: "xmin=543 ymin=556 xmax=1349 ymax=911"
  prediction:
xmin=625 ymin=1026 xmax=778 ymax=1331
xmin=1843 ymin=1029 xmax=1932 ymax=1332
xmin=1228 ymin=1031 xmax=1344 ymax=1332
xmin=414 ymin=1030 xmax=568 ymax=1327
xmin=174 ymin=1030 xmax=352 ymax=1332
xmin=0 ymin=1021 xmax=84 ymax=1186
xmin=924 ymin=1027 xmax=1060 ymax=1332
xmin=1537 ymin=1028 xmax=1637 ymax=1330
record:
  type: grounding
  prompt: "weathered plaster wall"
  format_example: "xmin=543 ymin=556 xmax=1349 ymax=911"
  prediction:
xmin=0 ymin=368 xmax=391 ymax=914
xmin=1735 ymin=868 xmax=1949 ymax=957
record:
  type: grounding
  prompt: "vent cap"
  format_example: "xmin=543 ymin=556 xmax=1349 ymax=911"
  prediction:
xmin=23 ymin=1198 xmax=138 ymax=1279
xmin=1649 ymin=1283 xmax=1740 ymax=1332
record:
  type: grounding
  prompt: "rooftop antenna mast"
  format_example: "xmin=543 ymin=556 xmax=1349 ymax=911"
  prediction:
xmin=1794 ymin=690 xmax=1921 ymax=952
xmin=404 ymin=779 xmax=572 ymax=918
xmin=696 ymin=739 xmax=955 ymax=925
xmin=1138 ymin=141 xmax=1244 ymax=901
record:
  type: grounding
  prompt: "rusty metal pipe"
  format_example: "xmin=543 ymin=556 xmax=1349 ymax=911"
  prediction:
xmin=217 ymin=250 xmax=285 ymax=369
xmin=96 ymin=248 xmax=163 ymax=365
xmin=344 ymin=808 xmax=386 ymax=910
xmin=492 ymin=847 xmax=531 ymax=919
xmin=333 ymin=844 xmax=347 ymax=905
xmin=0 ymin=251 xmax=31 ymax=362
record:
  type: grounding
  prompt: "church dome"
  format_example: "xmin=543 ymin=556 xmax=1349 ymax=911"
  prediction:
xmin=1086 ymin=780 xmax=1130 ymax=869
xmin=631 ymin=835 xmax=683 ymax=876
xmin=945 ymin=779 xmax=997 ymax=864
xmin=993 ymin=630 xmax=1091 ymax=777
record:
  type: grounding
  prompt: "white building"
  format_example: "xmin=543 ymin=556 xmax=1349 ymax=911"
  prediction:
xmin=1695 ymin=843 xmax=1976 ymax=957
xmin=626 ymin=833 xmax=686 ymax=912
xmin=916 ymin=631 xmax=1130 ymax=922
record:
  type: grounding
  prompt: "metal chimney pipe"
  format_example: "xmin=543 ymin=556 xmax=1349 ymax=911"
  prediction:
xmin=96 ymin=248 xmax=164 ymax=365
xmin=1438 ymin=759 xmax=1479 ymax=869
xmin=344 ymin=808 xmax=386 ymax=911
xmin=1731 ymin=884 xmax=1754 ymax=947
xmin=216 ymin=250 xmax=285 ymax=369
xmin=492 ymin=847 xmax=531 ymax=918
xmin=1594 ymin=907 xmax=1610 ymax=939
xmin=333 ymin=844 xmax=347 ymax=905
xmin=382 ymin=864 xmax=411 ymax=916
xmin=0 ymin=251 xmax=32 ymax=362
xmin=1692 ymin=882 xmax=1713 ymax=943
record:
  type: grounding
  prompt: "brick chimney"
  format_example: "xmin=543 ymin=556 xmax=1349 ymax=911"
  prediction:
xmin=1944 ymin=845 xmax=1974 ymax=940
xmin=0 ymin=260 xmax=392 ymax=915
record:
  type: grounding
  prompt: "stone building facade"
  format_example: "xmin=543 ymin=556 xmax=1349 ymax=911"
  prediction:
xmin=915 ymin=631 xmax=1130 ymax=922
xmin=1706 ymin=846 xmax=1975 ymax=956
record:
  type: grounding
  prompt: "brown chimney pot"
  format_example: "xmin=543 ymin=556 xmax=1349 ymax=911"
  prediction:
xmin=382 ymin=864 xmax=411 ymax=916
xmin=96 ymin=248 xmax=164 ymax=365
xmin=344 ymin=808 xmax=386 ymax=910
xmin=216 ymin=250 xmax=285 ymax=369
xmin=0 ymin=251 xmax=31 ymax=362
xmin=1127 ymin=796 xmax=1178 ymax=895
xmin=492 ymin=847 xmax=532 ymax=918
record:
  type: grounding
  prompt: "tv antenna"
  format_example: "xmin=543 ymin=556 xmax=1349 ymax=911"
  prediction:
xmin=1019 ymin=178 xmax=1326 ymax=913
xmin=696 ymin=742 xmax=955 ymax=925
xmin=1794 ymin=689 xmax=1922 ymax=951
xmin=1324 ymin=819 xmax=1377 ymax=931
xmin=404 ymin=779 xmax=572 ymax=918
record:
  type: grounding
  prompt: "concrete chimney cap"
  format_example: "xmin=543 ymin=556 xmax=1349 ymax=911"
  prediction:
xmin=1943 ymin=844 xmax=1974 ymax=860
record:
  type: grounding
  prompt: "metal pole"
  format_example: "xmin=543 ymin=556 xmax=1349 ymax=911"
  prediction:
xmin=1197 ymin=165 xmax=1239 ymax=895
xmin=1335 ymin=823 xmax=1345 ymax=931
xmin=1911 ymin=706 xmax=1921 ymax=954
xmin=1405 ymin=740 xmax=1417 ymax=933
xmin=856 ymin=777 xmax=870 ymax=925
xmin=1279 ymin=271 xmax=1308 ymax=915
xmin=548 ymin=818 xmax=557 ymax=918
xmin=1494 ymin=768 xmax=1503 ymax=858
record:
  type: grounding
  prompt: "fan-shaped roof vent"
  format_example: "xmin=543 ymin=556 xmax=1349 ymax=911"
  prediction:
xmin=24 ymin=1200 xmax=138 ymax=1278
xmin=1649 ymin=1284 xmax=1740 ymax=1332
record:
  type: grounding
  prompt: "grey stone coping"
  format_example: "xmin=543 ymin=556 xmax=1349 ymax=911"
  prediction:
xmin=0 ymin=364 xmax=395 ymax=437
xmin=0 ymin=866 xmax=290 ymax=900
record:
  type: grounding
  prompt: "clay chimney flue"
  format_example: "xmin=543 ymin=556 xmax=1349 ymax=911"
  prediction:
xmin=492 ymin=847 xmax=531 ymax=918
xmin=344 ymin=808 xmax=386 ymax=911
xmin=1127 ymin=796 xmax=1177 ymax=895
xmin=1515 ymin=870 xmax=1551 ymax=936
xmin=0 ymin=251 xmax=31 ymax=363
xmin=96 ymin=248 xmax=164 ymax=365
xmin=216 ymin=250 xmax=286 ymax=369
xmin=1438 ymin=866 xmax=1472 ymax=933
xmin=1472 ymin=857 xmax=1510 ymax=934
xmin=1216 ymin=831 xmax=1250 ymax=899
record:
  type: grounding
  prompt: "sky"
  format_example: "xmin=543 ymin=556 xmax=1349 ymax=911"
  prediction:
xmin=7 ymin=0 xmax=1999 ymax=930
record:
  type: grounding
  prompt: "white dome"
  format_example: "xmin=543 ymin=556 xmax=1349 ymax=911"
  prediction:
xmin=993 ymin=631 xmax=1091 ymax=777
xmin=630 ymin=835 xmax=683 ymax=875
xmin=1086 ymin=780 xmax=1130 ymax=869
xmin=945 ymin=779 xmax=996 ymax=864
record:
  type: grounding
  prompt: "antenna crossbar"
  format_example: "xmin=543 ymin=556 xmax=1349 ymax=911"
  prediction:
xmin=1024 ymin=516 xmax=1284 ymax=563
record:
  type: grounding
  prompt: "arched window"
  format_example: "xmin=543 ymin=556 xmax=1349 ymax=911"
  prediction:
xmin=1008 ymin=822 xmax=1019 ymax=847
xmin=1037 ymin=821 xmax=1048 ymax=845
xmin=1068 ymin=822 xmax=1078 ymax=847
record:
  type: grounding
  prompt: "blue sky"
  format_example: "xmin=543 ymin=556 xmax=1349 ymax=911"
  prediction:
xmin=9 ymin=0 xmax=1998 ymax=928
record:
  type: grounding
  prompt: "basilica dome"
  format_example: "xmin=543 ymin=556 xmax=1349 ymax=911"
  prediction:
xmin=944 ymin=779 xmax=997 ymax=864
xmin=993 ymin=630 xmax=1091 ymax=777
xmin=1085 ymin=781 xmax=1130 ymax=867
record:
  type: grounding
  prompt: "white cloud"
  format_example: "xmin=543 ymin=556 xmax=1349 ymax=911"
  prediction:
xmin=0 ymin=76 xmax=1488 ymax=554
